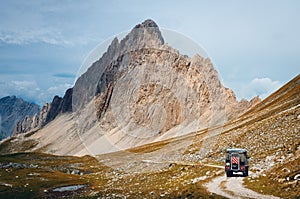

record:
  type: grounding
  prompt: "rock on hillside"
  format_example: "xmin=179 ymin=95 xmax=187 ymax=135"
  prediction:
xmin=0 ymin=96 xmax=39 ymax=140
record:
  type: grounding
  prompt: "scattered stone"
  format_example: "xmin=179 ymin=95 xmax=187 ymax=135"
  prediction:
xmin=216 ymin=170 xmax=223 ymax=175
xmin=0 ymin=162 xmax=38 ymax=169
xmin=281 ymin=168 xmax=290 ymax=173
xmin=71 ymin=169 xmax=80 ymax=175
xmin=191 ymin=176 xmax=207 ymax=183
xmin=294 ymin=174 xmax=300 ymax=181
xmin=0 ymin=182 xmax=13 ymax=187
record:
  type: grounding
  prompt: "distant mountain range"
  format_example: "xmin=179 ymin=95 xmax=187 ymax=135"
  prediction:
xmin=0 ymin=96 xmax=39 ymax=140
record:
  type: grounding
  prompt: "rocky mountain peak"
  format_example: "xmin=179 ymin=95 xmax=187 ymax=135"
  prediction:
xmin=103 ymin=19 xmax=163 ymax=61
xmin=73 ymin=19 xmax=165 ymax=110
xmin=135 ymin=19 xmax=159 ymax=28
xmin=119 ymin=19 xmax=164 ymax=52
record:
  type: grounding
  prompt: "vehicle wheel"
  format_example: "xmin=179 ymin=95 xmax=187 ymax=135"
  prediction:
xmin=243 ymin=167 xmax=249 ymax=177
xmin=226 ymin=171 xmax=232 ymax=177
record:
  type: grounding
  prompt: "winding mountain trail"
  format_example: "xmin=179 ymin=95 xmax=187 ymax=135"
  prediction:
xmin=137 ymin=159 xmax=280 ymax=199
xmin=206 ymin=174 xmax=280 ymax=199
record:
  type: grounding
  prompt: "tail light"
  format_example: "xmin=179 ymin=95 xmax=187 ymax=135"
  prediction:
xmin=225 ymin=163 xmax=230 ymax=170
xmin=241 ymin=165 xmax=245 ymax=171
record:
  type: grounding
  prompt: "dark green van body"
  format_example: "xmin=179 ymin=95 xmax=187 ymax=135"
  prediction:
xmin=225 ymin=148 xmax=249 ymax=177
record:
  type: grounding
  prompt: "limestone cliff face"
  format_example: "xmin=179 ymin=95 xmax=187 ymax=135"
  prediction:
xmin=225 ymin=88 xmax=261 ymax=120
xmin=45 ymin=88 xmax=73 ymax=123
xmin=14 ymin=103 xmax=50 ymax=134
xmin=9 ymin=19 xmax=260 ymax=155
xmin=14 ymin=88 xmax=72 ymax=134
xmin=91 ymin=47 xmax=257 ymax=143
xmin=68 ymin=19 xmax=260 ymax=152
xmin=72 ymin=19 xmax=165 ymax=111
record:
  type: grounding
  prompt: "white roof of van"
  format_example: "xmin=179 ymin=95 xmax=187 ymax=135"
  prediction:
xmin=226 ymin=148 xmax=247 ymax=153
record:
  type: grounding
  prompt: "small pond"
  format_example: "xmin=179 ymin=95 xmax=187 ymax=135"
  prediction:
xmin=53 ymin=184 xmax=86 ymax=192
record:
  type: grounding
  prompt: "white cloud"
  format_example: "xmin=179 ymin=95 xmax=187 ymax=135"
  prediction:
xmin=0 ymin=80 xmax=72 ymax=106
xmin=0 ymin=29 xmax=71 ymax=46
xmin=47 ymin=83 xmax=72 ymax=95
xmin=0 ymin=80 xmax=41 ymax=103
xmin=240 ymin=77 xmax=282 ymax=100
xmin=11 ymin=80 xmax=40 ymax=91
xmin=0 ymin=28 xmax=102 ymax=48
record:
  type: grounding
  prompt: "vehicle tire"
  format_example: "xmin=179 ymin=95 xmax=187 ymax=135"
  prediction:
xmin=243 ymin=167 xmax=249 ymax=177
xmin=226 ymin=171 xmax=232 ymax=177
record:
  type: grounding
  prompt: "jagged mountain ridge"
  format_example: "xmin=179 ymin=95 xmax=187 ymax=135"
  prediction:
xmin=13 ymin=88 xmax=73 ymax=135
xmin=72 ymin=19 xmax=165 ymax=111
xmin=0 ymin=96 xmax=39 ymax=140
xmin=8 ymin=19 xmax=260 ymax=155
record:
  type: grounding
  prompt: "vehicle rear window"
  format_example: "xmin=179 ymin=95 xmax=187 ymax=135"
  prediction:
xmin=240 ymin=154 xmax=246 ymax=162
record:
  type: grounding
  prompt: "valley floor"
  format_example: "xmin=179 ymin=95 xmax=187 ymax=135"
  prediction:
xmin=1 ymin=152 xmax=297 ymax=199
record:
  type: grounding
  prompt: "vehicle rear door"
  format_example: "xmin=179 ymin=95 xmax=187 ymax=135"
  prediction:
xmin=230 ymin=153 xmax=240 ymax=171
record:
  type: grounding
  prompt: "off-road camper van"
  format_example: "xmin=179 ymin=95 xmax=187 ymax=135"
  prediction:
xmin=225 ymin=148 xmax=249 ymax=177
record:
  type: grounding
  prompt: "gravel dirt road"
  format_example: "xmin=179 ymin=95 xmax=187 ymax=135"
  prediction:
xmin=206 ymin=174 xmax=280 ymax=199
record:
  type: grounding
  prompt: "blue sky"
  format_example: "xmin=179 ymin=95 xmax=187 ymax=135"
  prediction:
xmin=0 ymin=0 xmax=299 ymax=105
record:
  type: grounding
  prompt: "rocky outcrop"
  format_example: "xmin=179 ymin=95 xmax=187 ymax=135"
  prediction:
xmin=14 ymin=103 xmax=50 ymax=134
xmin=60 ymin=88 xmax=73 ymax=113
xmin=45 ymin=88 xmax=73 ymax=123
xmin=0 ymin=96 xmax=39 ymax=140
xmin=45 ymin=96 xmax=62 ymax=124
xmin=13 ymin=88 xmax=72 ymax=135
xmin=225 ymin=88 xmax=261 ymax=119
